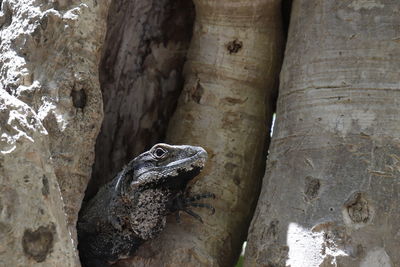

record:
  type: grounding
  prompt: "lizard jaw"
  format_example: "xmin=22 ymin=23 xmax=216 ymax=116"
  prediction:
xmin=134 ymin=164 xmax=204 ymax=191
xmin=160 ymin=165 xmax=203 ymax=191
xmin=129 ymin=149 xmax=207 ymax=191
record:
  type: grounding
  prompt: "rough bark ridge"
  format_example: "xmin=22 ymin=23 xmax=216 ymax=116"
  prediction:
xmin=89 ymin=0 xmax=194 ymax=199
xmin=0 ymin=0 xmax=110 ymax=242
xmin=123 ymin=1 xmax=283 ymax=266
xmin=245 ymin=1 xmax=400 ymax=266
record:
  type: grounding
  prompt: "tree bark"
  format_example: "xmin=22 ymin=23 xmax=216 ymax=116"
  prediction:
xmin=122 ymin=0 xmax=283 ymax=266
xmin=0 ymin=0 xmax=110 ymax=254
xmin=245 ymin=1 xmax=400 ymax=266
xmin=0 ymin=91 xmax=78 ymax=266
xmin=89 ymin=0 xmax=194 ymax=200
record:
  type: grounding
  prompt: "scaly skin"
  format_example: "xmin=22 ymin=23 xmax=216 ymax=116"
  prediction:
xmin=77 ymin=144 xmax=214 ymax=267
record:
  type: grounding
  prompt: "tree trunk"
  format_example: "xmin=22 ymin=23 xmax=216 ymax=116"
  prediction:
xmin=0 ymin=91 xmax=78 ymax=266
xmin=122 ymin=0 xmax=283 ymax=266
xmin=245 ymin=1 xmax=400 ymax=266
xmin=88 ymin=0 xmax=194 ymax=200
xmin=0 ymin=0 xmax=110 ymax=260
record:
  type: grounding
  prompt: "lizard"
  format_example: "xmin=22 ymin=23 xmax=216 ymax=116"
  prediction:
xmin=77 ymin=143 xmax=215 ymax=267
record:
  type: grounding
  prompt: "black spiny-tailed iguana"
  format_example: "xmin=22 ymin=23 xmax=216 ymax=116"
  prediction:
xmin=77 ymin=143 xmax=214 ymax=266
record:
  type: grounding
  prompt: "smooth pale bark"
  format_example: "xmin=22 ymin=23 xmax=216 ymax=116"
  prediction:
xmin=122 ymin=1 xmax=282 ymax=266
xmin=89 ymin=0 xmax=194 ymax=200
xmin=0 ymin=0 xmax=110 ymax=245
xmin=246 ymin=1 xmax=400 ymax=266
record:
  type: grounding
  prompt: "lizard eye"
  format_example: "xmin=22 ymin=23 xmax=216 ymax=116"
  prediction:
xmin=152 ymin=147 xmax=168 ymax=159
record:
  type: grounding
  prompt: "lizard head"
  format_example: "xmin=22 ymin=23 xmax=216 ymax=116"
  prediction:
xmin=120 ymin=143 xmax=208 ymax=193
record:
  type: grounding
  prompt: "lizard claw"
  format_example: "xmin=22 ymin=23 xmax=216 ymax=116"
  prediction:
xmin=170 ymin=192 xmax=215 ymax=222
xmin=186 ymin=202 xmax=215 ymax=215
xmin=183 ymin=209 xmax=204 ymax=223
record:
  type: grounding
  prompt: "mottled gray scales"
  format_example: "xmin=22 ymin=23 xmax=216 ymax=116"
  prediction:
xmin=77 ymin=144 xmax=214 ymax=266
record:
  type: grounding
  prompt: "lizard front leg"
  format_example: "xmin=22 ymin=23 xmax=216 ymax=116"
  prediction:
xmin=169 ymin=192 xmax=215 ymax=223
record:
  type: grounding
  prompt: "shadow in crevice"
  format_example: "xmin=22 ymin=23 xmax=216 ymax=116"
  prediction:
xmin=84 ymin=0 xmax=195 ymax=203
xmin=282 ymin=0 xmax=293 ymax=44
xmin=238 ymin=1 xmax=293 ymax=266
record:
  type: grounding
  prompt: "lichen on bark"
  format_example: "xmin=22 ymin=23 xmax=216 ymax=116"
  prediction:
xmin=0 ymin=91 xmax=78 ymax=266
xmin=0 ymin=0 xmax=111 ymax=241
xmin=0 ymin=1 xmax=111 ymax=263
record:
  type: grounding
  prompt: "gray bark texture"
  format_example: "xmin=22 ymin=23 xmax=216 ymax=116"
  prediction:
xmin=0 ymin=91 xmax=78 ymax=266
xmin=245 ymin=1 xmax=400 ymax=266
xmin=0 ymin=0 xmax=110 ymax=264
xmin=89 ymin=0 xmax=194 ymax=199
xmin=120 ymin=0 xmax=282 ymax=266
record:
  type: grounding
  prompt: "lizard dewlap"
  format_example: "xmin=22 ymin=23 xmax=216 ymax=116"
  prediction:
xmin=77 ymin=143 xmax=214 ymax=267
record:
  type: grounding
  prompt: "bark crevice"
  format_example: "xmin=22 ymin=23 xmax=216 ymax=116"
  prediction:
xmin=86 ymin=0 xmax=195 ymax=201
